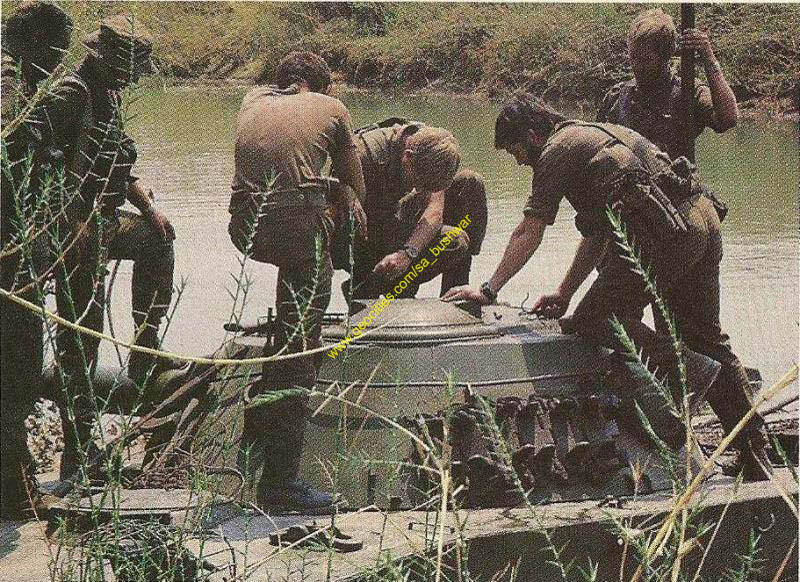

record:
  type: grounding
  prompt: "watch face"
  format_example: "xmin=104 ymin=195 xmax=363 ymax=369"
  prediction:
xmin=405 ymin=245 xmax=419 ymax=258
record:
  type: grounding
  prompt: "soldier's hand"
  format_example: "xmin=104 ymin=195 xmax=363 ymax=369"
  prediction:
xmin=680 ymin=28 xmax=714 ymax=61
xmin=374 ymin=250 xmax=411 ymax=280
xmin=351 ymin=198 xmax=368 ymax=240
xmin=531 ymin=291 xmax=570 ymax=319
xmin=442 ymin=286 xmax=491 ymax=305
xmin=144 ymin=207 xmax=176 ymax=242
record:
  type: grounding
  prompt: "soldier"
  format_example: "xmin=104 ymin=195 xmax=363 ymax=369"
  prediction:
xmin=444 ymin=94 xmax=771 ymax=481
xmin=597 ymin=8 xmax=738 ymax=160
xmin=227 ymin=51 xmax=367 ymax=511
xmin=1 ymin=0 xmax=73 ymax=520
xmin=331 ymin=120 xmax=488 ymax=301
xmin=34 ymin=16 xmax=178 ymax=479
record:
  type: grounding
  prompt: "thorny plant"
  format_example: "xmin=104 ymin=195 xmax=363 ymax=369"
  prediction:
xmin=2 ymin=11 xmax=798 ymax=582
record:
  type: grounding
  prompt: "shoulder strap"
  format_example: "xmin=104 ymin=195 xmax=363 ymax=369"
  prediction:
xmin=571 ymin=121 xmax=662 ymax=173
xmin=355 ymin=116 xmax=414 ymax=135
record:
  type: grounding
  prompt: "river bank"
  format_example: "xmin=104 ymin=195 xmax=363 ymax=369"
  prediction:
xmin=25 ymin=2 xmax=798 ymax=117
xmin=156 ymin=76 xmax=799 ymax=123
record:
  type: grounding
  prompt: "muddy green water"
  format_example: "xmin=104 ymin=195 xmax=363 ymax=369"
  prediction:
xmin=102 ymin=87 xmax=798 ymax=389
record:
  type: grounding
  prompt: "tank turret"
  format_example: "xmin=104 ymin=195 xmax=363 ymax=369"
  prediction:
xmin=198 ymin=299 xmax=698 ymax=509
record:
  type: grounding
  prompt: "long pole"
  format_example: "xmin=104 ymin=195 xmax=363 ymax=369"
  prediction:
xmin=681 ymin=3 xmax=696 ymax=163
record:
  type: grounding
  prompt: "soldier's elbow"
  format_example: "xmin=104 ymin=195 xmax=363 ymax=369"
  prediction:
xmin=717 ymin=109 xmax=739 ymax=132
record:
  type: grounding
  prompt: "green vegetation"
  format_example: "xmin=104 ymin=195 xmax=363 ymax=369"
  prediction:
xmin=3 ymin=2 xmax=797 ymax=109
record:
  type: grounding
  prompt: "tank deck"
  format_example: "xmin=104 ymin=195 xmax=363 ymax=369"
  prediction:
xmin=3 ymin=470 xmax=794 ymax=581
xmin=185 ymin=469 xmax=797 ymax=581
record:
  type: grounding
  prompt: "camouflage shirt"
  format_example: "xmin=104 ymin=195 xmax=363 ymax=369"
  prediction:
xmin=596 ymin=73 xmax=722 ymax=159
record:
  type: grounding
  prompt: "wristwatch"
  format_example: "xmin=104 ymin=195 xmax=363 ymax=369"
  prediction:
xmin=480 ymin=281 xmax=497 ymax=303
xmin=402 ymin=243 xmax=420 ymax=259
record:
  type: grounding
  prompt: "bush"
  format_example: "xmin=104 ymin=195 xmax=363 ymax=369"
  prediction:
xmin=3 ymin=2 xmax=796 ymax=108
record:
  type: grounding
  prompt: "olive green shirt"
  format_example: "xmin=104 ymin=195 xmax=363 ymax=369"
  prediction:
xmin=352 ymin=123 xmax=424 ymax=242
xmin=524 ymin=121 xmax=666 ymax=236
xmin=596 ymin=74 xmax=720 ymax=159
xmin=230 ymin=88 xmax=358 ymax=212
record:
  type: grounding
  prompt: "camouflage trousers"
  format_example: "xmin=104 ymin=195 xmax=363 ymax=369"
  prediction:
xmin=229 ymin=204 xmax=333 ymax=496
xmin=56 ymin=208 xmax=174 ymax=478
xmin=334 ymin=168 xmax=488 ymax=300
xmin=564 ymin=196 xmax=763 ymax=449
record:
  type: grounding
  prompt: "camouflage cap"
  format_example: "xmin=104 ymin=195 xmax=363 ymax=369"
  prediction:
xmin=83 ymin=15 xmax=154 ymax=74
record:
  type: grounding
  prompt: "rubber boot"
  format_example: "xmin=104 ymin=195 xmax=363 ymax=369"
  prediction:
xmin=706 ymin=365 xmax=773 ymax=482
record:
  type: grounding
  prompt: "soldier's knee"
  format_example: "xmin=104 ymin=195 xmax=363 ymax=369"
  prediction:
xmin=139 ymin=238 xmax=175 ymax=271
xmin=451 ymin=168 xmax=485 ymax=194
xmin=449 ymin=169 xmax=487 ymax=210
xmin=446 ymin=169 xmax=487 ymax=254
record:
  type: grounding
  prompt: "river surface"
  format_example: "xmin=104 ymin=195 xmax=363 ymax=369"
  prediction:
xmin=101 ymin=86 xmax=798 ymax=389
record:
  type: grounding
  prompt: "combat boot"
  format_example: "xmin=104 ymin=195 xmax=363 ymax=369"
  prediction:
xmin=253 ymin=388 xmax=336 ymax=514
xmin=258 ymin=479 xmax=336 ymax=513
xmin=705 ymin=365 xmax=773 ymax=481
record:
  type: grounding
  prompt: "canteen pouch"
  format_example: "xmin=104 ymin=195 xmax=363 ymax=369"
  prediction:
xmin=653 ymin=155 xmax=728 ymax=223
xmin=603 ymin=170 xmax=688 ymax=240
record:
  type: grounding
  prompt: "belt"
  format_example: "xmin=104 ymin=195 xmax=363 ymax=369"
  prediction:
xmin=254 ymin=187 xmax=328 ymax=210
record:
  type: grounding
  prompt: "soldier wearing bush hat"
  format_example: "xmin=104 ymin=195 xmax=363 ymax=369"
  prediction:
xmin=82 ymin=14 xmax=155 ymax=85
xmin=35 ymin=14 xmax=179 ymax=480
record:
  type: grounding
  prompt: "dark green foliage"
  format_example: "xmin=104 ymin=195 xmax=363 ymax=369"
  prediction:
xmin=3 ymin=1 xmax=795 ymax=107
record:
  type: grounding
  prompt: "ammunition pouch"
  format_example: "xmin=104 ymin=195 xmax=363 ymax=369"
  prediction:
xmin=603 ymin=169 xmax=688 ymax=240
xmin=653 ymin=155 xmax=727 ymax=222
xmin=575 ymin=122 xmax=727 ymax=236
xmin=701 ymin=187 xmax=728 ymax=222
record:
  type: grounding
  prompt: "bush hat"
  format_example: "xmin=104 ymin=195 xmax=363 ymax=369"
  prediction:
xmin=83 ymin=15 xmax=154 ymax=75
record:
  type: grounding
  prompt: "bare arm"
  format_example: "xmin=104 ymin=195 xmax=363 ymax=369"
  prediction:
xmin=331 ymin=144 xmax=367 ymax=204
xmin=127 ymin=179 xmax=175 ymax=242
xmin=442 ymin=215 xmax=547 ymax=304
xmin=531 ymin=232 xmax=608 ymax=318
xmin=557 ymin=233 xmax=608 ymax=297
xmin=374 ymin=190 xmax=445 ymax=280
xmin=683 ymin=28 xmax=738 ymax=131
xmin=488 ymin=215 xmax=546 ymax=295
xmin=406 ymin=190 xmax=444 ymax=251
xmin=331 ymin=145 xmax=368 ymax=238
